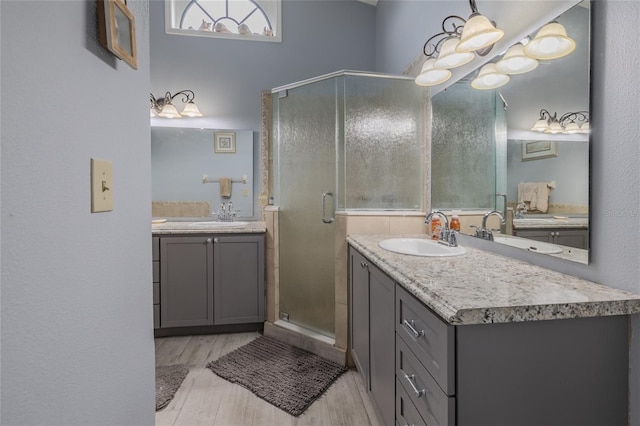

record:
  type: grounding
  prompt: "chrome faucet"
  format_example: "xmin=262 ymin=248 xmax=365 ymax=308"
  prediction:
xmin=472 ymin=210 xmax=505 ymax=241
xmin=425 ymin=210 xmax=458 ymax=247
xmin=214 ymin=202 xmax=238 ymax=222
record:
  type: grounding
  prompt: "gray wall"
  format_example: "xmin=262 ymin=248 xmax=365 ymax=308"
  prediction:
xmin=377 ymin=1 xmax=640 ymax=422
xmin=1 ymin=1 xmax=155 ymax=424
xmin=507 ymin=140 xmax=589 ymax=207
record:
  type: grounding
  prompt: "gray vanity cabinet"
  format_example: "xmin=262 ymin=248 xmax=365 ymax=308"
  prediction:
xmin=157 ymin=233 xmax=265 ymax=332
xmin=160 ymin=236 xmax=214 ymax=328
xmin=349 ymin=248 xmax=395 ymax=426
xmin=213 ymin=235 xmax=265 ymax=325
xmin=514 ymin=227 xmax=588 ymax=249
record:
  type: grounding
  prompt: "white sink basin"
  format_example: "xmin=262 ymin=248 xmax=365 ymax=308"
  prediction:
xmin=379 ymin=238 xmax=466 ymax=257
xmin=493 ymin=235 xmax=563 ymax=254
xmin=189 ymin=221 xmax=249 ymax=228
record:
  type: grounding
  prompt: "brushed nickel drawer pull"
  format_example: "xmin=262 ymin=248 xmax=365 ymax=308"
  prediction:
xmin=404 ymin=373 xmax=425 ymax=398
xmin=360 ymin=261 xmax=368 ymax=269
xmin=403 ymin=319 xmax=425 ymax=338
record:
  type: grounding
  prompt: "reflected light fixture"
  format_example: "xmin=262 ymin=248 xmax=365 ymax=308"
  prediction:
xmin=495 ymin=43 xmax=539 ymax=75
xmin=417 ymin=0 xmax=502 ymax=86
xmin=471 ymin=63 xmax=510 ymax=90
xmin=531 ymin=109 xmax=589 ymax=134
xmin=415 ymin=59 xmax=452 ymax=87
xmin=523 ymin=22 xmax=576 ymax=60
xmin=150 ymin=90 xmax=203 ymax=118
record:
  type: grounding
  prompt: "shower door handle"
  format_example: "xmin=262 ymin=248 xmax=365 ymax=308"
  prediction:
xmin=322 ymin=192 xmax=335 ymax=224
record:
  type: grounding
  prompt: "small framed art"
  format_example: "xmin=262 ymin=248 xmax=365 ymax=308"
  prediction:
xmin=521 ymin=140 xmax=558 ymax=161
xmin=214 ymin=132 xmax=237 ymax=154
xmin=98 ymin=0 xmax=138 ymax=70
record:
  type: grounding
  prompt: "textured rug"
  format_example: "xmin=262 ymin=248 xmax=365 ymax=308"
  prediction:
xmin=156 ymin=364 xmax=189 ymax=411
xmin=206 ymin=336 xmax=347 ymax=416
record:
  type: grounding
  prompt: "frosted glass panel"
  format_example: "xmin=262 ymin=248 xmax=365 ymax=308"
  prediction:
xmin=343 ymin=76 xmax=423 ymax=210
xmin=274 ymin=79 xmax=336 ymax=337
xmin=431 ymin=83 xmax=499 ymax=209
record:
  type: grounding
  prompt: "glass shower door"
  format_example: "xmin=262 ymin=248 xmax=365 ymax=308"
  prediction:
xmin=273 ymin=78 xmax=337 ymax=338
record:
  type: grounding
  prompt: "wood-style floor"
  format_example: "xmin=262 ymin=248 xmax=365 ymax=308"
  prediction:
xmin=155 ymin=332 xmax=380 ymax=426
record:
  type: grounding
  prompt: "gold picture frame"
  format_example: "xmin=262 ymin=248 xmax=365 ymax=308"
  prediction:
xmin=214 ymin=132 xmax=236 ymax=154
xmin=521 ymin=140 xmax=558 ymax=161
xmin=98 ymin=0 xmax=138 ymax=70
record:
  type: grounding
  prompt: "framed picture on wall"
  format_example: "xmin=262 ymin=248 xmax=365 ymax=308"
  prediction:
xmin=214 ymin=132 xmax=236 ymax=154
xmin=97 ymin=0 xmax=138 ymax=70
xmin=521 ymin=140 xmax=558 ymax=161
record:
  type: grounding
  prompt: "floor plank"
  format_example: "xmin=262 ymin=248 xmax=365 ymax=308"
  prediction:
xmin=155 ymin=332 xmax=375 ymax=426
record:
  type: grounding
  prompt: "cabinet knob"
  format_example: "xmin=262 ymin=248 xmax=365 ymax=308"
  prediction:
xmin=214 ymin=237 xmax=220 ymax=243
xmin=206 ymin=238 xmax=213 ymax=243
xmin=360 ymin=261 xmax=368 ymax=269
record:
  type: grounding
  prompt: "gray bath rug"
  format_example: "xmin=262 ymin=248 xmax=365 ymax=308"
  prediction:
xmin=206 ymin=336 xmax=347 ymax=416
xmin=156 ymin=364 xmax=189 ymax=411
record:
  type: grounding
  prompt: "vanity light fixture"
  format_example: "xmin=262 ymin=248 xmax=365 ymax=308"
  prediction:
xmin=523 ymin=22 xmax=576 ymax=60
xmin=471 ymin=63 xmax=510 ymax=90
xmin=150 ymin=90 xmax=203 ymax=118
xmin=416 ymin=0 xmax=502 ymax=86
xmin=415 ymin=59 xmax=452 ymax=87
xmin=531 ymin=109 xmax=589 ymax=134
xmin=495 ymin=43 xmax=539 ymax=75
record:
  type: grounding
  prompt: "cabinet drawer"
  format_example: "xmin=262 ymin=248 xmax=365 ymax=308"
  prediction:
xmin=396 ymin=377 xmax=427 ymax=426
xmin=152 ymin=237 xmax=160 ymax=261
xmin=153 ymin=305 xmax=160 ymax=329
xmin=153 ymin=281 xmax=159 ymax=305
xmin=397 ymin=335 xmax=455 ymax=426
xmin=396 ymin=285 xmax=455 ymax=395
xmin=153 ymin=260 xmax=159 ymax=283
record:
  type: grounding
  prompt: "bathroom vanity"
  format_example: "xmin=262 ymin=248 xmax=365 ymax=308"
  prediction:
xmin=152 ymin=221 xmax=266 ymax=336
xmin=348 ymin=235 xmax=640 ymax=426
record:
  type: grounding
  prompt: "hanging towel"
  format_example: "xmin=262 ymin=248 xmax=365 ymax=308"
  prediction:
xmin=219 ymin=178 xmax=232 ymax=198
xmin=533 ymin=182 xmax=550 ymax=213
xmin=518 ymin=182 xmax=536 ymax=204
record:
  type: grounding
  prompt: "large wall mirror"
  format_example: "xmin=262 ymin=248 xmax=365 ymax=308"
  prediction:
xmin=431 ymin=0 xmax=590 ymax=264
xmin=151 ymin=127 xmax=254 ymax=218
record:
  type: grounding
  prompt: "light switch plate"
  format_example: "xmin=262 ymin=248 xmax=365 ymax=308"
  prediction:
xmin=91 ymin=158 xmax=113 ymax=212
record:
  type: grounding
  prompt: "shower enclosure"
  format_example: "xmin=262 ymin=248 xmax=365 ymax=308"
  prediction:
xmin=431 ymin=81 xmax=507 ymax=211
xmin=271 ymin=71 xmax=425 ymax=338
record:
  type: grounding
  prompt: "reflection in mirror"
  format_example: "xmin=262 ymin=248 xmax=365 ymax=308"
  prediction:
xmin=151 ymin=127 xmax=254 ymax=219
xmin=431 ymin=1 xmax=590 ymax=264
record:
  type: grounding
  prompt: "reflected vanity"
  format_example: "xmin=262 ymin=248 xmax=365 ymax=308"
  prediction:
xmin=430 ymin=1 xmax=590 ymax=264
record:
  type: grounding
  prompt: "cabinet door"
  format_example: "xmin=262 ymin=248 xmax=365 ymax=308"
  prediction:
xmin=213 ymin=235 xmax=265 ymax=325
xmin=160 ymin=236 xmax=214 ymax=328
xmin=553 ymin=229 xmax=588 ymax=249
xmin=368 ymin=263 xmax=395 ymax=426
xmin=349 ymin=249 xmax=370 ymax=387
xmin=513 ymin=229 xmax=553 ymax=243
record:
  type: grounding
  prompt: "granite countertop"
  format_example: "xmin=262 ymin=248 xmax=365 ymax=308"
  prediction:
xmin=347 ymin=234 xmax=640 ymax=326
xmin=152 ymin=219 xmax=266 ymax=235
xmin=513 ymin=216 xmax=588 ymax=229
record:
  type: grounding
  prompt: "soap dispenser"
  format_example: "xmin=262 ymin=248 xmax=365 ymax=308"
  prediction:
xmin=430 ymin=216 xmax=441 ymax=240
xmin=450 ymin=211 xmax=461 ymax=232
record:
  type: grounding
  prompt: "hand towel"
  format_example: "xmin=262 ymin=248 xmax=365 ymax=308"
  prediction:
xmin=534 ymin=182 xmax=550 ymax=213
xmin=219 ymin=178 xmax=232 ymax=198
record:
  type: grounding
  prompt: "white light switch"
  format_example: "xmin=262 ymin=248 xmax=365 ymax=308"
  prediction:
xmin=91 ymin=158 xmax=113 ymax=212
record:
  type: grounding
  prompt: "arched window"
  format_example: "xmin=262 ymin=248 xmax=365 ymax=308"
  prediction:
xmin=166 ymin=0 xmax=281 ymax=42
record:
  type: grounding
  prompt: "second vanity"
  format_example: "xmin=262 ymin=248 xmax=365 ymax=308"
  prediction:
xmin=152 ymin=220 xmax=266 ymax=337
xmin=348 ymin=234 xmax=640 ymax=426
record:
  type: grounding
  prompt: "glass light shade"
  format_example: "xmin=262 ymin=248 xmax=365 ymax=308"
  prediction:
xmin=523 ymin=22 xmax=576 ymax=60
xmin=563 ymin=122 xmax=581 ymax=134
xmin=545 ymin=121 xmax=563 ymax=133
xmin=415 ymin=59 xmax=452 ymax=86
xmin=580 ymin=121 xmax=590 ymax=133
xmin=180 ymin=102 xmax=203 ymax=117
xmin=531 ymin=119 xmax=549 ymax=132
xmin=471 ymin=63 xmax=510 ymax=90
xmin=495 ymin=44 xmax=539 ymax=75
xmin=158 ymin=103 xmax=182 ymax=118
xmin=456 ymin=14 xmax=504 ymax=53
xmin=433 ymin=38 xmax=474 ymax=69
